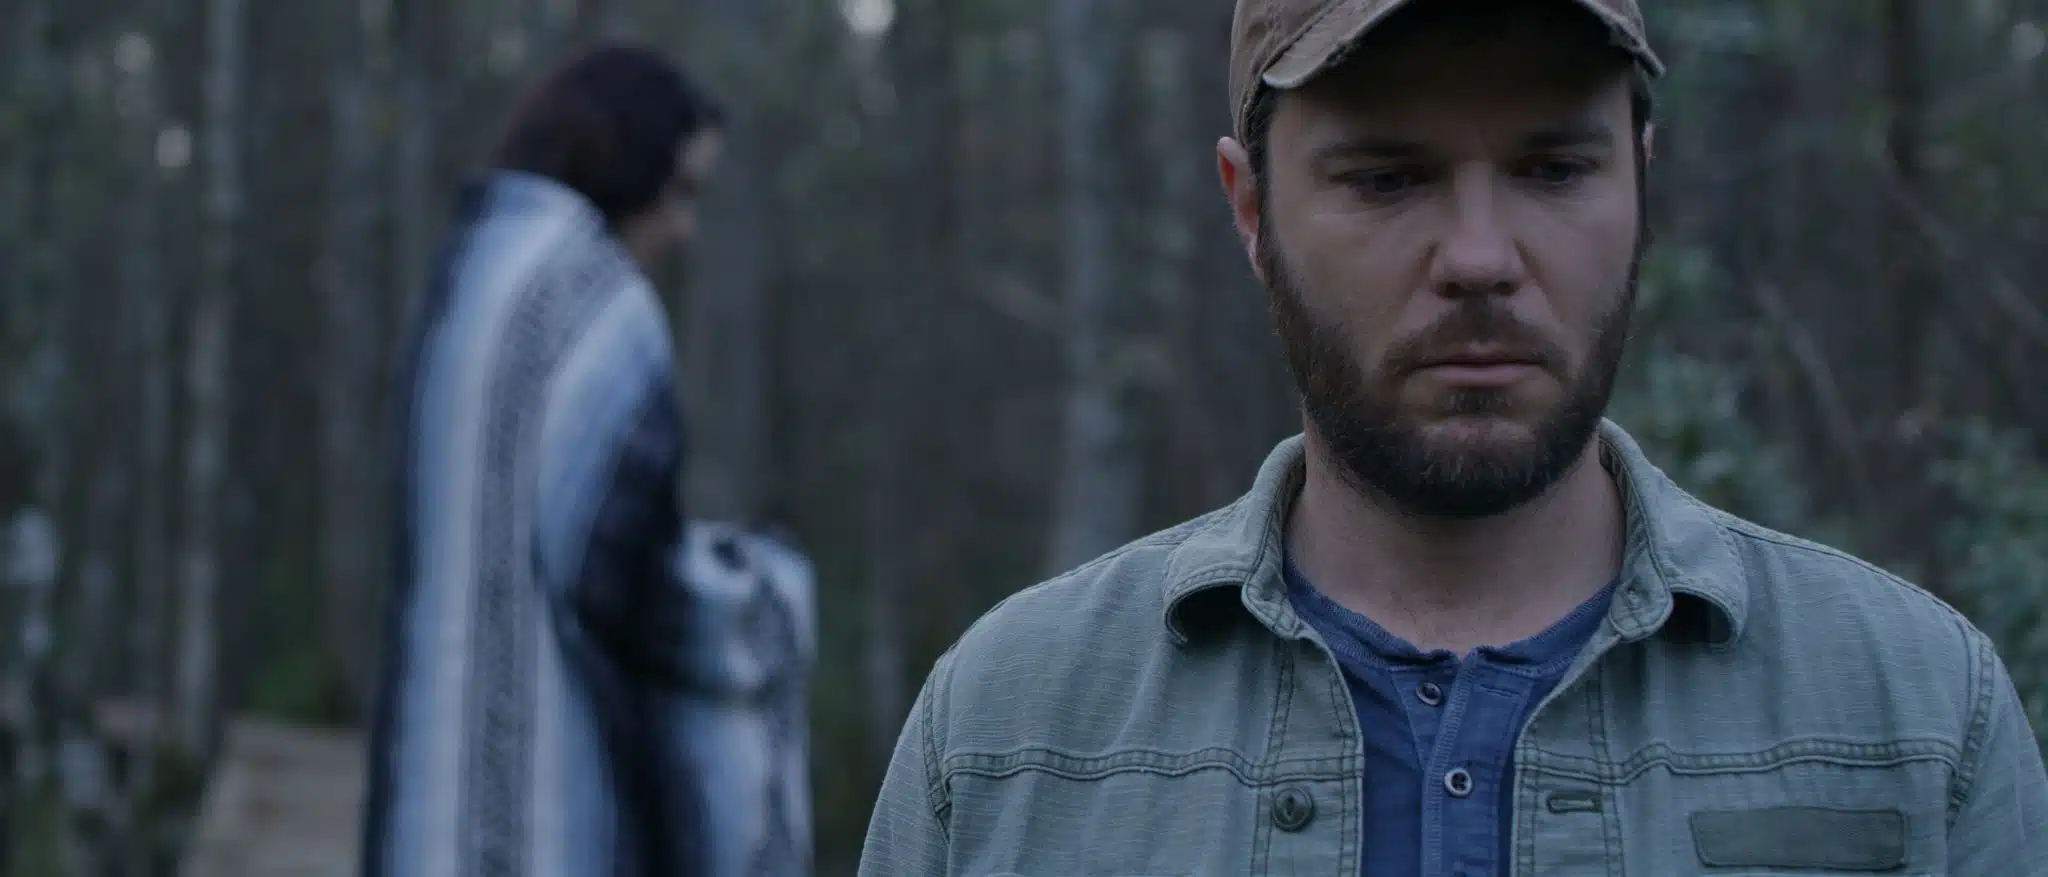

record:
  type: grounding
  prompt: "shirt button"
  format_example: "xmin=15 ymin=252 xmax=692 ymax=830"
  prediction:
xmin=1272 ymin=785 xmax=1315 ymax=832
xmin=1416 ymin=681 xmax=1445 ymax=706
xmin=1444 ymin=767 xmax=1475 ymax=798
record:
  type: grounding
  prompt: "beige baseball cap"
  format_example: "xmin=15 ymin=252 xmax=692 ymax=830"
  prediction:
xmin=1228 ymin=0 xmax=1665 ymax=141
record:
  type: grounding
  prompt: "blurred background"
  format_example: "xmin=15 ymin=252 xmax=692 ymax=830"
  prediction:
xmin=2 ymin=0 xmax=2047 ymax=873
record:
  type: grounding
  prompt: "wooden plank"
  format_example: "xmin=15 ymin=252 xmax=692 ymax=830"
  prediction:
xmin=178 ymin=719 xmax=364 ymax=877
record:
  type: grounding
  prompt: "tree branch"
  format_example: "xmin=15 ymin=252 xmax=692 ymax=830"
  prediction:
xmin=1873 ymin=162 xmax=2048 ymax=351
xmin=1748 ymin=281 xmax=1880 ymax=509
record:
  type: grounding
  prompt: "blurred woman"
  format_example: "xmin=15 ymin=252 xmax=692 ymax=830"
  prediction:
xmin=363 ymin=42 xmax=815 ymax=877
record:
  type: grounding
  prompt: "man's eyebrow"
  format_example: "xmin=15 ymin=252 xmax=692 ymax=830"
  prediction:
xmin=1523 ymin=120 xmax=1617 ymax=152
xmin=1309 ymin=120 xmax=1620 ymax=165
xmin=1310 ymin=137 xmax=1431 ymax=165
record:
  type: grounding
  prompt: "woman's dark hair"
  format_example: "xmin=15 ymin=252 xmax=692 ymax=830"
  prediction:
xmin=492 ymin=42 xmax=726 ymax=223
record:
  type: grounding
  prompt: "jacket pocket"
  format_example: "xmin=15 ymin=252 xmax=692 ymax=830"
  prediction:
xmin=1690 ymin=806 xmax=1907 ymax=872
xmin=944 ymin=759 xmax=1263 ymax=877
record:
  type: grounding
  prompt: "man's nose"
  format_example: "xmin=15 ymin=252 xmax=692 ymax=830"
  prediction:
xmin=1429 ymin=169 xmax=1526 ymax=298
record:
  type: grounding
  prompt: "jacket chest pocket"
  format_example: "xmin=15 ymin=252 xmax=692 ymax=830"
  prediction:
xmin=1519 ymin=757 xmax=1951 ymax=876
xmin=942 ymin=758 xmax=1286 ymax=877
xmin=1688 ymin=806 xmax=1915 ymax=873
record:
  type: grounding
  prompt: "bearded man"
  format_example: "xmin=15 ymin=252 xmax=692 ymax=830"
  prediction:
xmin=857 ymin=1 xmax=2048 ymax=875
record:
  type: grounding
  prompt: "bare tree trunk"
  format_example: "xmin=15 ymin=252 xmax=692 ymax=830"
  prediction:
xmin=1045 ymin=0 xmax=1140 ymax=575
xmin=1140 ymin=26 xmax=1227 ymax=507
xmin=2 ymin=0 xmax=56 ymax=492
xmin=177 ymin=0 xmax=245 ymax=763
xmin=570 ymin=0 xmax=614 ymax=42
xmin=390 ymin=0 xmax=448 ymax=337
xmin=3 ymin=0 xmax=60 ymax=867
xmin=320 ymin=0 xmax=384 ymax=717
xmin=685 ymin=0 xmax=775 ymax=524
xmin=379 ymin=0 xmax=448 ymax=719
xmin=37 ymin=30 xmax=171 ymax=872
xmin=1880 ymin=0 xmax=1944 ymax=586
xmin=1884 ymin=0 xmax=1932 ymax=425
xmin=126 ymin=55 xmax=176 ymax=877
xmin=18 ymin=0 xmax=66 ymax=523
xmin=56 ymin=467 xmax=124 ymax=875
xmin=858 ymin=0 xmax=957 ymax=764
xmin=529 ymin=0 xmax=566 ymax=64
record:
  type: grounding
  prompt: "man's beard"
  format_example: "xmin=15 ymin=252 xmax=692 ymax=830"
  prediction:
xmin=1261 ymin=234 xmax=1638 ymax=520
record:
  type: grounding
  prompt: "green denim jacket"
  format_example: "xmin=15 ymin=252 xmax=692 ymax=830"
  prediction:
xmin=859 ymin=422 xmax=2048 ymax=876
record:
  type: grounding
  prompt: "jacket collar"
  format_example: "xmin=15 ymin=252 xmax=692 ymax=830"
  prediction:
xmin=1161 ymin=420 xmax=1750 ymax=647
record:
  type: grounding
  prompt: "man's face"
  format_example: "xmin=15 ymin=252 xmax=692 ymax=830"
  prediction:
xmin=1222 ymin=11 xmax=1647 ymax=519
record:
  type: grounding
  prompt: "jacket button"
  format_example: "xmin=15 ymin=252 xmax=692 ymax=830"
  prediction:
xmin=1272 ymin=786 xmax=1315 ymax=832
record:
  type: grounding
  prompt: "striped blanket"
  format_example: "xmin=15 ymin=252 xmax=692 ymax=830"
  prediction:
xmin=363 ymin=170 xmax=815 ymax=877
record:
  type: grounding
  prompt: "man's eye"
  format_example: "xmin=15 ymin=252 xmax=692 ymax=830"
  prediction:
xmin=1527 ymin=160 xmax=1588 ymax=185
xmin=1347 ymin=169 xmax=1421 ymax=195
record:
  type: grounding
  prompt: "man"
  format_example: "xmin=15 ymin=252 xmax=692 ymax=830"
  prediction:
xmin=364 ymin=43 xmax=816 ymax=877
xmin=857 ymin=0 xmax=2048 ymax=874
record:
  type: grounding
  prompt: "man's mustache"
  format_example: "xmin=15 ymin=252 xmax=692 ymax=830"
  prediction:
xmin=1381 ymin=302 xmax=1570 ymax=378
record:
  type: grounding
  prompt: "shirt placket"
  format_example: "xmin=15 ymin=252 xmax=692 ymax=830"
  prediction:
xmin=1420 ymin=659 xmax=1533 ymax=877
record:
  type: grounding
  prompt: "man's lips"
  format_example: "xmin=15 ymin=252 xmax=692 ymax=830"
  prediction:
xmin=1413 ymin=349 xmax=1545 ymax=385
xmin=1415 ymin=345 xmax=1542 ymax=368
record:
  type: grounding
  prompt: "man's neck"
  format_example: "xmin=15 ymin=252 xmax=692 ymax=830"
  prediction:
xmin=1286 ymin=431 xmax=1626 ymax=655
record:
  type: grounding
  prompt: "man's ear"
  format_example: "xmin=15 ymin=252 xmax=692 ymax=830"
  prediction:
xmin=1217 ymin=136 xmax=1266 ymax=285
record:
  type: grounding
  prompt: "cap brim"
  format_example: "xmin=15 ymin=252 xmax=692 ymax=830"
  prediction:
xmin=1261 ymin=0 xmax=1665 ymax=91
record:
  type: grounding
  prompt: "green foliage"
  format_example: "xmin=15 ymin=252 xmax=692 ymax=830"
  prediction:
xmin=1615 ymin=246 xmax=2048 ymax=753
xmin=1614 ymin=245 xmax=1830 ymax=538
xmin=1615 ymin=339 xmax=2048 ymax=753
xmin=4 ymin=790 xmax=63 ymax=877
xmin=246 ymin=559 xmax=353 ymax=726
xmin=1611 ymin=350 xmax=1818 ymax=536
xmin=807 ymin=562 xmax=881 ymax=873
xmin=1930 ymin=422 xmax=2048 ymax=746
xmin=247 ymin=642 xmax=346 ymax=725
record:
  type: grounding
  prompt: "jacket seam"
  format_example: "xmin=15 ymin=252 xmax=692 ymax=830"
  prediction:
xmin=923 ymin=658 xmax=953 ymax=837
xmin=1341 ymin=745 xmax=1359 ymax=876
xmin=942 ymin=744 xmax=1344 ymax=767
xmin=1716 ymin=512 xmax=1972 ymax=629
xmin=1947 ymin=625 xmax=1997 ymax=830
xmin=939 ymin=748 xmax=1356 ymax=786
xmin=962 ymin=524 xmax=1203 ymax=648
xmin=941 ymin=762 xmax=1360 ymax=786
xmin=1592 ymin=663 xmax=1624 ymax=877
xmin=1522 ymin=737 xmax=1961 ymax=783
xmin=1270 ymin=639 xmax=1295 ymax=751
xmin=1256 ymin=638 xmax=1292 ymax=876
xmin=1521 ymin=752 xmax=1959 ymax=787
